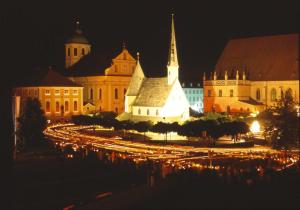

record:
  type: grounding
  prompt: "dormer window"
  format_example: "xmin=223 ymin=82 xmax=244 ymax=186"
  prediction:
xmin=74 ymin=48 xmax=77 ymax=56
xmin=82 ymin=48 xmax=85 ymax=55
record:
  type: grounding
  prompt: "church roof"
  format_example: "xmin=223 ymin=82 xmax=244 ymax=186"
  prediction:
xmin=133 ymin=77 xmax=173 ymax=107
xmin=16 ymin=69 xmax=82 ymax=87
xmin=66 ymin=22 xmax=90 ymax=44
xmin=214 ymin=34 xmax=299 ymax=81
xmin=126 ymin=59 xmax=145 ymax=96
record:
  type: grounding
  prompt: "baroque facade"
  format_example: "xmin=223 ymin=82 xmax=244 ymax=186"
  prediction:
xmin=204 ymin=34 xmax=299 ymax=114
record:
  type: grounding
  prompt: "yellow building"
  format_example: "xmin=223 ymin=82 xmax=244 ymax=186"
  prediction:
xmin=204 ymin=34 xmax=299 ymax=114
xmin=13 ymin=69 xmax=84 ymax=121
xmin=64 ymin=23 xmax=136 ymax=115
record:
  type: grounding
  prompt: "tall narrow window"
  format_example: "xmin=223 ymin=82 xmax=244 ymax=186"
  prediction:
xmin=65 ymin=101 xmax=69 ymax=112
xmin=230 ymin=89 xmax=233 ymax=97
xmin=99 ymin=88 xmax=102 ymax=100
xmin=271 ymin=88 xmax=276 ymax=101
xmin=55 ymin=101 xmax=60 ymax=113
xmin=147 ymin=109 xmax=150 ymax=115
xmin=208 ymin=90 xmax=212 ymax=97
xmin=156 ymin=109 xmax=159 ymax=116
xmin=46 ymin=101 xmax=50 ymax=113
xmin=138 ymin=108 xmax=141 ymax=115
xmin=256 ymin=89 xmax=260 ymax=100
xmin=82 ymin=48 xmax=85 ymax=55
xmin=219 ymin=90 xmax=222 ymax=97
xmin=90 ymin=88 xmax=93 ymax=100
xmin=67 ymin=48 xmax=70 ymax=56
xmin=74 ymin=48 xmax=77 ymax=56
xmin=114 ymin=88 xmax=118 ymax=99
xmin=115 ymin=107 xmax=118 ymax=114
xmin=74 ymin=101 xmax=78 ymax=112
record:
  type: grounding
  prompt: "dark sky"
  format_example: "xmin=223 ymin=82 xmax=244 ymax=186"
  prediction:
xmin=3 ymin=1 xmax=299 ymax=83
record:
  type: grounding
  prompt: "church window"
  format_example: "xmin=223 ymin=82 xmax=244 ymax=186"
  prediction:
xmin=45 ymin=101 xmax=50 ymax=113
xmin=74 ymin=101 xmax=78 ymax=112
xmin=114 ymin=88 xmax=118 ymax=99
xmin=286 ymin=88 xmax=292 ymax=96
xmin=55 ymin=89 xmax=60 ymax=95
xmin=74 ymin=48 xmax=77 ymax=56
xmin=147 ymin=109 xmax=150 ymax=115
xmin=156 ymin=109 xmax=159 ymax=116
xmin=99 ymin=88 xmax=102 ymax=100
xmin=99 ymin=106 xmax=101 ymax=111
xmin=271 ymin=88 xmax=276 ymax=101
xmin=67 ymin=48 xmax=70 ymax=56
xmin=208 ymin=90 xmax=211 ymax=97
xmin=230 ymin=89 xmax=233 ymax=97
xmin=90 ymin=88 xmax=93 ymax=100
xmin=64 ymin=90 xmax=69 ymax=95
xmin=256 ymin=89 xmax=261 ymax=100
xmin=45 ymin=89 xmax=50 ymax=95
xmin=73 ymin=89 xmax=78 ymax=95
xmin=65 ymin=101 xmax=69 ymax=112
xmin=55 ymin=101 xmax=60 ymax=113
xmin=115 ymin=107 xmax=118 ymax=114
xmin=138 ymin=108 xmax=141 ymax=115
xmin=219 ymin=90 xmax=222 ymax=97
xmin=82 ymin=48 xmax=85 ymax=55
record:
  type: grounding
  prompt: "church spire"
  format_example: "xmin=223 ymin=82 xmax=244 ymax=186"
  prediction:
xmin=168 ymin=14 xmax=178 ymax=67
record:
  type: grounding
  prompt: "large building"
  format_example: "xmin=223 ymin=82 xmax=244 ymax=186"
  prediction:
xmin=119 ymin=15 xmax=190 ymax=122
xmin=13 ymin=69 xmax=84 ymax=120
xmin=182 ymin=82 xmax=203 ymax=113
xmin=65 ymin=22 xmax=136 ymax=114
xmin=204 ymin=34 xmax=299 ymax=114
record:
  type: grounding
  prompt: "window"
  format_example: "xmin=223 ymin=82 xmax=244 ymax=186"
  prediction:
xmin=45 ymin=89 xmax=50 ymax=95
xmin=114 ymin=88 xmax=118 ymax=99
xmin=99 ymin=88 xmax=102 ymax=100
xmin=227 ymin=106 xmax=230 ymax=113
xmin=67 ymin=48 xmax=70 ymax=56
xmin=74 ymin=48 xmax=77 ymax=56
xmin=138 ymin=108 xmax=141 ymax=115
xmin=271 ymin=88 xmax=276 ymax=101
xmin=90 ymin=88 xmax=93 ymax=100
xmin=115 ymin=107 xmax=118 ymax=114
xmin=230 ymin=89 xmax=233 ymax=97
xmin=55 ymin=89 xmax=60 ymax=95
xmin=156 ymin=109 xmax=159 ymax=116
xmin=46 ymin=101 xmax=50 ymax=113
xmin=256 ymin=89 xmax=260 ymax=100
xmin=55 ymin=101 xmax=60 ymax=113
xmin=34 ymin=89 xmax=38 ymax=96
xmin=124 ymin=88 xmax=127 ymax=95
xmin=65 ymin=101 xmax=69 ymax=112
xmin=82 ymin=48 xmax=85 ymax=55
xmin=73 ymin=89 xmax=78 ymax=95
xmin=115 ymin=65 xmax=118 ymax=72
xmin=64 ymin=90 xmax=69 ymax=95
xmin=147 ymin=109 xmax=150 ymax=115
xmin=219 ymin=90 xmax=222 ymax=97
xmin=208 ymin=90 xmax=212 ymax=97
xmin=74 ymin=101 xmax=78 ymax=112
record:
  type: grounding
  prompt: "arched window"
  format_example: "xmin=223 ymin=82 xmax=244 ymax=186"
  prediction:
xmin=138 ymin=108 xmax=141 ymax=115
xmin=219 ymin=90 xmax=222 ymax=97
xmin=46 ymin=101 xmax=50 ymax=113
xmin=99 ymin=88 xmax=102 ymax=100
xmin=65 ymin=101 xmax=69 ymax=112
xmin=271 ymin=88 xmax=276 ymax=101
xmin=114 ymin=88 xmax=118 ymax=99
xmin=74 ymin=48 xmax=77 ymax=56
xmin=55 ymin=101 xmax=60 ymax=113
xmin=230 ymin=89 xmax=233 ymax=97
xmin=67 ymin=48 xmax=70 ymax=56
xmin=74 ymin=101 xmax=78 ymax=111
xmin=90 ymin=88 xmax=93 ymax=100
xmin=256 ymin=89 xmax=260 ymax=100
xmin=81 ymin=48 xmax=85 ymax=55
xmin=156 ymin=109 xmax=159 ymax=116
xmin=286 ymin=88 xmax=292 ymax=96
xmin=147 ymin=109 xmax=150 ymax=115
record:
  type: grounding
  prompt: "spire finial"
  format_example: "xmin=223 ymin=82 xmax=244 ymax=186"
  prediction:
xmin=137 ymin=52 xmax=140 ymax=61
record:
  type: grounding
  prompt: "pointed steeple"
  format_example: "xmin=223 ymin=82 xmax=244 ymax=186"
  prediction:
xmin=168 ymin=14 xmax=178 ymax=67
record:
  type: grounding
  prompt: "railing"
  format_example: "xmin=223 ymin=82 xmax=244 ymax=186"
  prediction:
xmin=204 ymin=80 xmax=250 ymax=86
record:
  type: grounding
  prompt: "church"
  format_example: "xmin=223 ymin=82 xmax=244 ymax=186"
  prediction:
xmin=204 ymin=33 xmax=299 ymax=114
xmin=118 ymin=15 xmax=190 ymax=122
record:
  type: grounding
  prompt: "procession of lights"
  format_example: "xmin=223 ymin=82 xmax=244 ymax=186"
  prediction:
xmin=44 ymin=124 xmax=299 ymax=173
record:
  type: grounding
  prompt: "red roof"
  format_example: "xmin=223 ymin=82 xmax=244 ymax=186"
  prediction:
xmin=215 ymin=34 xmax=299 ymax=81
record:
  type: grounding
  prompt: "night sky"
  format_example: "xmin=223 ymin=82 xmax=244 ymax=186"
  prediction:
xmin=3 ymin=1 xmax=299 ymax=84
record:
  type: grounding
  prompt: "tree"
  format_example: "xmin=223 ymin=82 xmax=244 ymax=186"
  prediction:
xmin=17 ymin=98 xmax=47 ymax=149
xmin=258 ymin=89 xmax=299 ymax=149
xmin=151 ymin=122 xmax=175 ymax=141
xmin=133 ymin=121 xmax=153 ymax=140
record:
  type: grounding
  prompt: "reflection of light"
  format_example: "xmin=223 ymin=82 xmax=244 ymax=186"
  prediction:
xmin=250 ymin=121 xmax=260 ymax=133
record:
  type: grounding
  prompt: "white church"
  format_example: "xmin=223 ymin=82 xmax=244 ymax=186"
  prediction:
xmin=118 ymin=15 xmax=190 ymax=123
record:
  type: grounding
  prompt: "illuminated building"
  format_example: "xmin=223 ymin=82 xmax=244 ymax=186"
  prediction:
xmin=119 ymin=15 xmax=190 ymax=122
xmin=13 ymin=69 xmax=84 ymax=120
xmin=65 ymin=22 xmax=136 ymax=114
xmin=182 ymin=82 xmax=203 ymax=113
xmin=204 ymin=34 xmax=299 ymax=113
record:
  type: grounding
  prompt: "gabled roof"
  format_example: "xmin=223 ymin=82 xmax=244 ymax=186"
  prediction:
xmin=215 ymin=34 xmax=299 ymax=81
xmin=126 ymin=60 xmax=145 ymax=96
xmin=16 ymin=69 xmax=82 ymax=87
xmin=133 ymin=77 xmax=173 ymax=107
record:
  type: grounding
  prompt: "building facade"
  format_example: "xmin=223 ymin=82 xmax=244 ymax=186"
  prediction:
xmin=182 ymin=82 xmax=203 ymax=113
xmin=13 ymin=69 xmax=84 ymax=121
xmin=119 ymin=15 xmax=190 ymax=123
xmin=204 ymin=34 xmax=299 ymax=114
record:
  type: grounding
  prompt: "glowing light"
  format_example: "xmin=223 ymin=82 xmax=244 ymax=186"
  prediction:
xmin=250 ymin=120 xmax=260 ymax=133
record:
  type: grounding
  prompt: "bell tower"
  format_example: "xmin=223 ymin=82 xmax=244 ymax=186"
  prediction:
xmin=65 ymin=21 xmax=91 ymax=69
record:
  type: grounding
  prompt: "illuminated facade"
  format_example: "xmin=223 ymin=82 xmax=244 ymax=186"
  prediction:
xmin=182 ymin=82 xmax=203 ymax=113
xmin=120 ymin=15 xmax=190 ymax=122
xmin=65 ymin=24 xmax=136 ymax=115
xmin=204 ymin=34 xmax=299 ymax=114
xmin=13 ymin=69 xmax=84 ymax=120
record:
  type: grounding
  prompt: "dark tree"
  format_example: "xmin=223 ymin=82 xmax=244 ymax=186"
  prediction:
xmin=133 ymin=121 xmax=153 ymax=140
xmin=17 ymin=98 xmax=47 ymax=149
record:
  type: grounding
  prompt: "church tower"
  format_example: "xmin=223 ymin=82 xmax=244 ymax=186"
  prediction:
xmin=65 ymin=21 xmax=91 ymax=69
xmin=167 ymin=14 xmax=179 ymax=85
